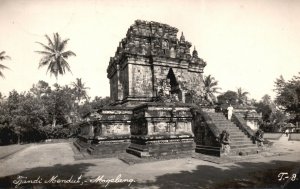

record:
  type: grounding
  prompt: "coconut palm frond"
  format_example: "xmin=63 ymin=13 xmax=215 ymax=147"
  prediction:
xmin=59 ymin=39 xmax=70 ymax=52
xmin=36 ymin=33 xmax=75 ymax=79
xmin=0 ymin=71 xmax=5 ymax=78
xmin=237 ymin=87 xmax=250 ymax=104
xmin=0 ymin=64 xmax=9 ymax=69
xmin=35 ymin=50 xmax=53 ymax=55
xmin=62 ymin=51 xmax=76 ymax=58
xmin=61 ymin=58 xmax=72 ymax=74
xmin=53 ymin=33 xmax=61 ymax=50
xmin=35 ymin=42 xmax=55 ymax=53
xmin=0 ymin=65 xmax=9 ymax=78
xmin=0 ymin=51 xmax=11 ymax=78
xmin=45 ymin=34 xmax=55 ymax=48
xmin=202 ymin=74 xmax=221 ymax=104
xmin=38 ymin=55 xmax=53 ymax=67
xmin=71 ymin=78 xmax=90 ymax=101
xmin=0 ymin=51 xmax=11 ymax=60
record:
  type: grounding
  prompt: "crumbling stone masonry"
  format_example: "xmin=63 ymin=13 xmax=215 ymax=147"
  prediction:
xmin=107 ymin=20 xmax=206 ymax=105
xmin=74 ymin=20 xmax=263 ymax=159
xmin=74 ymin=20 xmax=206 ymax=158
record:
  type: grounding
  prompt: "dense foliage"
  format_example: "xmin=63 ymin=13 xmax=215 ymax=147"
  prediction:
xmin=254 ymin=94 xmax=288 ymax=132
xmin=0 ymin=80 xmax=110 ymax=145
xmin=274 ymin=73 xmax=300 ymax=123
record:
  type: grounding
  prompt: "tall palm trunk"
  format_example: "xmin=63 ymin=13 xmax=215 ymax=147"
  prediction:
xmin=52 ymin=79 xmax=58 ymax=129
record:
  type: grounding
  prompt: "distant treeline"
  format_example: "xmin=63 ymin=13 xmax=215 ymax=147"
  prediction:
xmin=0 ymin=80 xmax=110 ymax=145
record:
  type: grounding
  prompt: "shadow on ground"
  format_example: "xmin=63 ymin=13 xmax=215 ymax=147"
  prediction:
xmin=0 ymin=162 xmax=135 ymax=189
xmin=135 ymin=160 xmax=300 ymax=189
xmin=0 ymin=163 xmax=94 ymax=189
xmin=0 ymin=160 xmax=299 ymax=189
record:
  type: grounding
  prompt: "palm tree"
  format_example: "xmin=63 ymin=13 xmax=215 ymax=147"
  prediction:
xmin=261 ymin=94 xmax=271 ymax=105
xmin=71 ymin=78 xmax=90 ymax=103
xmin=36 ymin=33 xmax=76 ymax=80
xmin=236 ymin=87 xmax=249 ymax=105
xmin=36 ymin=33 xmax=75 ymax=127
xmin=203 ymin=75 xmax=221 ymax=105
xmin=0 ymin=51 xmax=11 ymax=78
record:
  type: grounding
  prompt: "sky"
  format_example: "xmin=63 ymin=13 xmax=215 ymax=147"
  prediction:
xmin=0 ymin=0 xmax=299 ymax=101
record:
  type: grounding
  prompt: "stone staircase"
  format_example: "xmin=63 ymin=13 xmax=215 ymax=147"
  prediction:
xmin=205 ymin=112 xmax=259 ymax=156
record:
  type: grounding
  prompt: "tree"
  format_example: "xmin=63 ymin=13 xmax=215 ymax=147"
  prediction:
xmin=261 ymin=94 xmax=271 ymax=105
xmin=11 ymin=93 xmax=47 ymax=143
xmin=236 ymin=87 xmax=249 ymax=105
xmin=203 ymin=75 xmax=221 ymax=105
xmin=36 ymin=33 xmax=76 ymax=80
xmin=71 ymin=78 xmax=90 ymax=103
xmin=254 ymin=94 xmax=288 ymax=132
xmin=0 ymin=92 xmax=6 ymax=102
xmin=254 ymin=94 xmax=275 ymax=121
xmin=90 ymin=96 xmax=111 ymax=109
xmin=217 ymin=90 xmax=238 ymax=105
xmin=30 ymin=80 xmax=51 ymax=99
xmin=274 ymin=73 xmax=300 ymax=124
xmin=36 ymin=33 xmax=76 ymax=127
xmin=41 ymin=84 xmax=75 ymax=127
xmin=0 ymin=51 xmax=11 ymax=78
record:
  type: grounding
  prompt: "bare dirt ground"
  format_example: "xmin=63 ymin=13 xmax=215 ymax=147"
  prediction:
xmin=0 ymin=144 xmax=31 ymax=160
xmin=0 ymin=135 xmax=299 ymax=189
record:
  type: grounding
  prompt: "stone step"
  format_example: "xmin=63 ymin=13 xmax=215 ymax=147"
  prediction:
xmin=214 ymin=125 xmax=239 ymax=128
xmin=230 ymin=137 xmax=252 ymax=142
xmin=228 ymin=132 xmax=248 ymax=136
xmin=214 ymin=124 xmax=237 ymax=127
xmin=214 ymin=124 xmax=238 ymax=128
xmin=230 ymin=141 xmax=254 ymax=146
xmin=215 ymin=127 xmax=241 ymax=131
xmin=207 ymin=114 xmax=226 ymax=117
xmin=212 ymin=119 xmax=229 ymax=122
xmin=213 ymin=122 xmax=238 ymax=126
xmin=212 ymin=121 xmax=234 ymax=124
xmin=73 ymin=140 xmax=90 ymax=151
xmin=230 ymin=135 xmax=249 ymax=139
xmin=207 ymin=112 xmax=225 ymax=115
xmin=205 ymin=112 xmax=260 ymax=157
xmin=224 ymin=131 xmax=246 ymax=135
xmin=126 ymin=147 xmax=151 ymax=158
xmin=230 ymin=144 xmax=256 ymax=149
xmin=210 ymin=118 xmax=228 ymax=121
xmin=219 ymin=130 xmax=243 ymax=134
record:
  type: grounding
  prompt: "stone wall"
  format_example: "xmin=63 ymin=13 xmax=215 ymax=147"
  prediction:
xmin=129 ymin=63 xmax=153 ymax=99
xmin=76 ymin=20 xmax=209 ymax=158
xmin=186 ymin=71 xmax=204 ymax=95
xmin=126 ymin=103 xmax=195 ymax=158
xmin=109 ymin=73 xmax=118 ymax=102
xmin=131 ymin=104 xmax=193 ymax=137
xmin=107 ymin=20 xmax=206 ymax=105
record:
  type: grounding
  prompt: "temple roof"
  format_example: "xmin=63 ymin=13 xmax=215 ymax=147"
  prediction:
xmin=107 ymin=20 xmax=206 ymax=76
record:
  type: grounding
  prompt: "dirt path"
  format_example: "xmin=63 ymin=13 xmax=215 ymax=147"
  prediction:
xmin=0 ymin=140 xmax=299 ymax=188
xmin=0 ymin=144 xmax=31 ymax=160
xmin=269 ymin=134 xmax=300 ymax=154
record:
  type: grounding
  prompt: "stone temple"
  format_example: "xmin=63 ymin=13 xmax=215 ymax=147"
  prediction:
xmin=74 ymin=20 xmax=263 ymax=159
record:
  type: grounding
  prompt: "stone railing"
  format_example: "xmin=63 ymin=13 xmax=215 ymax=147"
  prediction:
xmin=201 ymin=111 xmax=221 ymax=138
xmin=231 ymin=113 xmax=255 ymax=143
xmin=191 ymin=107 xmax=221 ymax=140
